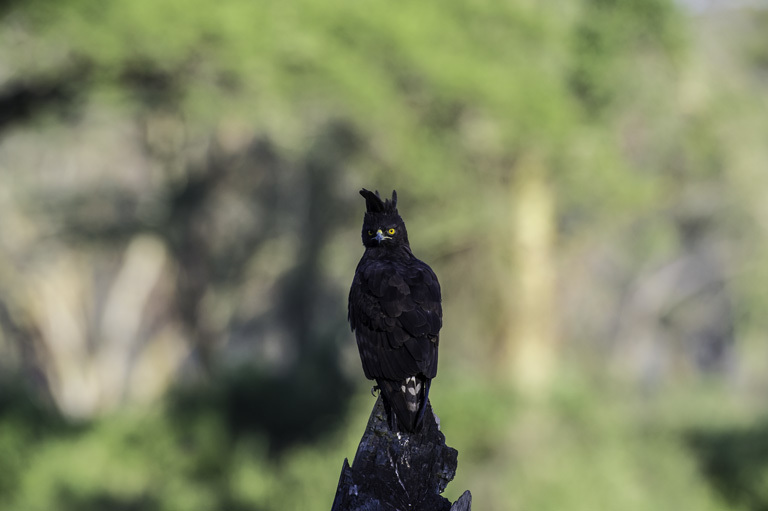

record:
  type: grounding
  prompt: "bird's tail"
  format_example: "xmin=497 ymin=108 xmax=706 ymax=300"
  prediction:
xmin=378 ymin=376 xmax=430 ymax=433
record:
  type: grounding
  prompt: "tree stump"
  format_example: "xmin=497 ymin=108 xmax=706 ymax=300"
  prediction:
xmin=332 ymin=396 xmax=471 ymax=511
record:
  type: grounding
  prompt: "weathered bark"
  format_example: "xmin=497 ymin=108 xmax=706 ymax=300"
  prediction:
xmin=332 ymin=396 xmax=471 ymax=511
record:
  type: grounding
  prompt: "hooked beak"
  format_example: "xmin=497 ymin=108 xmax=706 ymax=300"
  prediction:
xmin=373 ymin=229 xmax=389 ymax=243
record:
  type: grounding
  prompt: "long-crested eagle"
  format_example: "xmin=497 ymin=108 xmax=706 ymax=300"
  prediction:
xmin=348 ymin=189 xmax=442 ymax=432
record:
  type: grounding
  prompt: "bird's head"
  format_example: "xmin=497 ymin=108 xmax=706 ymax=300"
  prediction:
xmin=359 ymin=189 xmax=409 ymax=249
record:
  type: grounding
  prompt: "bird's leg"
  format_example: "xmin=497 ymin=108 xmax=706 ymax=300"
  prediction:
xmin=371 ymin=384 xmax=380 ymax=397
xmin=389 ymin=409 xmax=399 ymax=432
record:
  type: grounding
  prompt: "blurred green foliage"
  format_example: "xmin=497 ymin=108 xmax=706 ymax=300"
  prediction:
xmin=2 ymin=0 xmax=768 ymax=510
xmin=2 ymin=374 xmax=765 ymax=511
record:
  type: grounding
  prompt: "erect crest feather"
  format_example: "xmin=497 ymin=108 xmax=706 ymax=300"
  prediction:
xmin=360 ymin=189 xmax=398 ymax=214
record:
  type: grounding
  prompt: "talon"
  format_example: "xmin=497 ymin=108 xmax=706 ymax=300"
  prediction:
xmin=371 ymin=385 xmax=380 ymax=397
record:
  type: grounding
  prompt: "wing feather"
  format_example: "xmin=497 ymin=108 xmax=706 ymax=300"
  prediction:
xmin=349 ymin=256 xmax=441 ymax=381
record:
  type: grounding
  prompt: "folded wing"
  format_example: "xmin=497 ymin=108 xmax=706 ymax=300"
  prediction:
xmin=348 ymin=259 xmax=442 ymax=381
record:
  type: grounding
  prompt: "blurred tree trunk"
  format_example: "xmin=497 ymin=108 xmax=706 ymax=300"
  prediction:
xmin=501 ymin=155 xmax=558 ymax=396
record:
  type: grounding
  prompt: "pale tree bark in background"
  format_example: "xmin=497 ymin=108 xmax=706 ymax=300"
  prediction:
xmin=26 ymin=235 xmax=186 ymax=418
xmin=501 ymin=155 xmax=558 ymax=396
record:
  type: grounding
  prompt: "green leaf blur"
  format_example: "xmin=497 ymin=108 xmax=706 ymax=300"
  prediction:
xmin=1 ymin=0 xmax=768 ymax=510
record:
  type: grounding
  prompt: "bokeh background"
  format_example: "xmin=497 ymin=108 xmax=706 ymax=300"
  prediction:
xmin=2 ymin=1 xmax=768 ymax=510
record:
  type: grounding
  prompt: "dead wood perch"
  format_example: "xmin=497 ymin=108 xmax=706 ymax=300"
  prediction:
xmin=331 ymin=396 xmax=471 ymax=511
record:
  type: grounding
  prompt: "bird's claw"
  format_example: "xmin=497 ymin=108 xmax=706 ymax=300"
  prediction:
xmin=371 ymin=385 xmax=380 ymax=397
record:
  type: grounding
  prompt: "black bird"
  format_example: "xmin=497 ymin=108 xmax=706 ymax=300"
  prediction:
xmin=348 ymin=189 xmax=442 ymax=432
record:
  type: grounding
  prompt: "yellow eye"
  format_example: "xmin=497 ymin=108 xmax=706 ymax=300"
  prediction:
xmin=387 ymin=228 xmax=396 ymax=235
xmin=367 ymin=230 xmax=373 ymax=235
